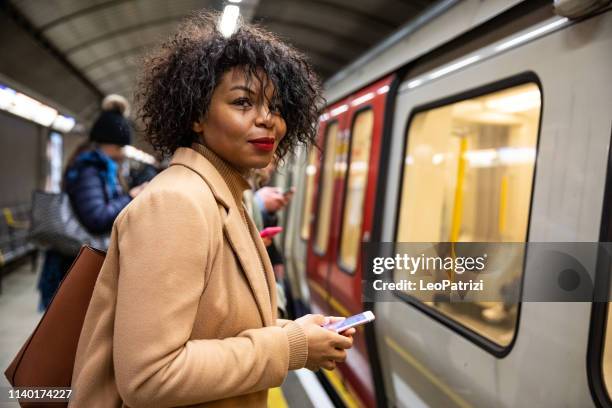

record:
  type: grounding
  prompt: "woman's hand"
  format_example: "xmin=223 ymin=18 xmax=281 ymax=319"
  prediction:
xmin=261 ymin=236 xmax=272 ymax=247
xmin=255 ymin=186 xmax=286 ymax=212
xmin=294 ymin=314 xmax=354 ymax=371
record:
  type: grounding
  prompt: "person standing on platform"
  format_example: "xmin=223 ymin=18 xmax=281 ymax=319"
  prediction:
xmin=37 ymin=95 xmax=146 ymax=311
xmin=69 ymin=12 xmax=355 ymax=408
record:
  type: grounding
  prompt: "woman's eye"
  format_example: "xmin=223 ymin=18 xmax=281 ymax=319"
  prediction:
xmin=232 ymin=98 xmax=252 ymax=108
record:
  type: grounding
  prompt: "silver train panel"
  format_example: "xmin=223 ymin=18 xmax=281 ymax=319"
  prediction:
xmin=323 ymin=0 xmax=525 ymax=104
xmin=377 ymin=11 xmax=612 ymax=408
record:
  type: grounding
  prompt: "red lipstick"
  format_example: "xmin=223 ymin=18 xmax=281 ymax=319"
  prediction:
xmin=248 ymin=137 xmax=275 ymax=152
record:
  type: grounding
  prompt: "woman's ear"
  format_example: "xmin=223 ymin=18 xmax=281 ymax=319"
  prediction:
xmin=192 ymin=119 xmax=203 ymax=134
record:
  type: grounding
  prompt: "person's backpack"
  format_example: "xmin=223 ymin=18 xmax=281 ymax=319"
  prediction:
xmin=4 ymin=246 xmax=106 ymax=407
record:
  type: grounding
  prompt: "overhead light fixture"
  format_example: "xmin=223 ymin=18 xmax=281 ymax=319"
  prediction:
xmin=33 ymin=104 xmax=59 ymax=127
xmin=52 ymin=115 xmax=76 ymax=133
xmin=0 ymin=83 xmax=79 ymax=132
xmin=432 ymin=153 xmax=445 ymax=165
xmin=219 ymin=5 xmax=240 ymax=38
xmin=123 ymin=145 xmax=156 ymax=165
xmin=498 ymin=147 xmax=536 ymax=165
xmin=464 ymin=149 xmax=498 ymax=167
xmin=485 ymin=89 xmax=541 ymax=113
xmin=10 ymin=92 xmax=59 ymax=127
xmin=228 ymin=0 xmax=242 ymax=2
xmin=0 ymin=85 xmax=16 ymax=109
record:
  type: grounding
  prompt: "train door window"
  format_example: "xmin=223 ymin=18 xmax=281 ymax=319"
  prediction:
xmin=338 ymin=109 xmax=374 ymax=272
xmin=314 ymin=121 xmax=340 ymax=254
xmin=396 ymin=82 xmax=541 ymax=346
xmin=604 ymin=304 xmax=612 ymax=395
xmin=300 ymin=147 xmax=318 ymax=240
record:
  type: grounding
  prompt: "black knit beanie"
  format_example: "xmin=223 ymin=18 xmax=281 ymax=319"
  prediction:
xmin=89 ymin=94 xmax=132 ymax=146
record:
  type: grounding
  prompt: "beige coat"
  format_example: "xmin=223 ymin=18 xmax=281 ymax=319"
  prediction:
xmin=69 ymin=145 xmax=308 ymax=408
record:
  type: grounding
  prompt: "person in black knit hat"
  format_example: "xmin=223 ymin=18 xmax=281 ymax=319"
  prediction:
xmin=37 ymin=95 xmax=148 ymax=311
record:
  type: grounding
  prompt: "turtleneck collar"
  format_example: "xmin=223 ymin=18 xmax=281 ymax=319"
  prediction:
xmin=191 ymin=142 xmax=251 ymax=207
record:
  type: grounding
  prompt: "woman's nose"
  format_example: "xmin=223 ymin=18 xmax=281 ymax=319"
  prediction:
xmin=255 ymin=105 xmax=274 ymax=128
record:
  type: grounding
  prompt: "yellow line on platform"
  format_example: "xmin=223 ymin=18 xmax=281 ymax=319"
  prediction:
xmin=268 ymin=387 xmax=288 ymax=408
xmin=322 ymin=369 xmax=362 ymax=408
xmin=385 ymin=336 xmax=472 ymax=408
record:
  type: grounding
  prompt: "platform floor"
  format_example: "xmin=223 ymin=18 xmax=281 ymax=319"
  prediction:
xmin=0 ymin=259 xmax=333 ymax=408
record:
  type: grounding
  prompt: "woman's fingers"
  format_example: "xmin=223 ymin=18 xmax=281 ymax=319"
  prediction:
xmin=330 ymin=332 xmax=353 ymax=349
xmin=330 ymin=349 xmax=347 ymax=363
xmin=341 ymin=327 xmax=356 ymax=336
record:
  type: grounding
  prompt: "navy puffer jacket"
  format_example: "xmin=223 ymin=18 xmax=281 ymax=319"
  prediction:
xmin=64 ymin=149 xmax=131 ymax=234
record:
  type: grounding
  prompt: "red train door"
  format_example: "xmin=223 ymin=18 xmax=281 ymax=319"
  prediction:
xmin=324 ymin=76 xmax=393 ymax=408
xmin=306 ymin=98 xmax=350 ymax=318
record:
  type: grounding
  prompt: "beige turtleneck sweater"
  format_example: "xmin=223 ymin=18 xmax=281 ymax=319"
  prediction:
xmin=191 ymin=142 xmax=271 ymax=289
xmin=192 ymin=143 xmax=252 ymax=222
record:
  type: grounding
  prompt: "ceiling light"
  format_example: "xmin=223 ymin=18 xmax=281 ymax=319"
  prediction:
xmin=32 ymin=104 xmax=58 ymax=127
xmin=219 ymin=5 xmax=240 ymax=38
xmin=52 ymin=115 xmax=76 ymax=133
xmin=0 ymin=85 xmax=16 ymax=109
xmin=485 ymin=89 xmax=541 ymax=113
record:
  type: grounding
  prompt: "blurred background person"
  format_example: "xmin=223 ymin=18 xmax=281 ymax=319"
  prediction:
xmin=247 ymin=161 xmax=295 ymax=317
xmin=37 ymin=95 xmax=146 ymax=311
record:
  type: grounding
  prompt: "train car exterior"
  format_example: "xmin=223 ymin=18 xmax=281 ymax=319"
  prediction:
xmin=305 ymin=76 xmax=392 ymax=407
xmin=282 ymin=1 xmax=612 ymax=407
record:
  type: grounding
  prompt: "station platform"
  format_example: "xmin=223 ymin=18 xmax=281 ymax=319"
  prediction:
xmin=0 ymin=259 xmax=335 ymax=408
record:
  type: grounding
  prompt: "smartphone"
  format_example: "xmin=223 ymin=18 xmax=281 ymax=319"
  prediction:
xmin=324 ymin=311 xmax=375 ymax=333
xmin=259 ymin=226 xmax=283 ymax=238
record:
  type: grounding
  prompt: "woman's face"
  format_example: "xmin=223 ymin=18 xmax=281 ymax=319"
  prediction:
xmin=193 ymin=67 xmax=287 ymax=172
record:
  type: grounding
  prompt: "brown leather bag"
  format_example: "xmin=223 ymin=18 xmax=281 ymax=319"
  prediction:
xmin=4 ymin=245 xmax=106 ymax=408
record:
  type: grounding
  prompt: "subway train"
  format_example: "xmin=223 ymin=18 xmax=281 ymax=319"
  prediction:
xmin=275 ymin=0 xmax=612 ymax=407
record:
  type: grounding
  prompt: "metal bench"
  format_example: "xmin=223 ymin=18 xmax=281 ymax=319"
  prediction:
xmin=0 ymin=204 xmax=36 ymax=294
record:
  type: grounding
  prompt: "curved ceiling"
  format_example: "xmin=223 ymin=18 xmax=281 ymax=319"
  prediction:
xmin=6 ymin=0 xmax=437 ymax=123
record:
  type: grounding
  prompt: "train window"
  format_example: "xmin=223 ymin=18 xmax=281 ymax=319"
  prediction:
xmin=604 ymin=304 xmax=612 ymax=395
xmin=339 ymin=109 xmax=374 ymax=272
xmin=300 ymin=147 xmax=318 ymax=240
xmin=396 ymin=82 xmax=541 ymax=346
xmin=314 ymin=121 xmax=340 ymax=254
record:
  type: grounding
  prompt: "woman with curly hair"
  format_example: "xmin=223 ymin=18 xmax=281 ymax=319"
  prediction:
xmin=69 ymin=11 xmax=354 ymax=408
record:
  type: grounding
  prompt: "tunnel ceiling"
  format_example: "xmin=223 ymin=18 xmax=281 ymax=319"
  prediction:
xmin=5 ymin=0 xmax=436 ymax=124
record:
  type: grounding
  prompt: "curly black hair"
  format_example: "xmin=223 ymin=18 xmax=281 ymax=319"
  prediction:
xmin=136 ymin=11 xmax=323 ymax=161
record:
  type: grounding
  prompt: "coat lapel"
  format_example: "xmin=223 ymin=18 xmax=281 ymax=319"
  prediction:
xmin=221 ymin=208 xmax=274 ymax=326
xmin=170 ymin=147 xmax=274 ymax=326
xmin=244 ymin=212 xmax=278 ymax=317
